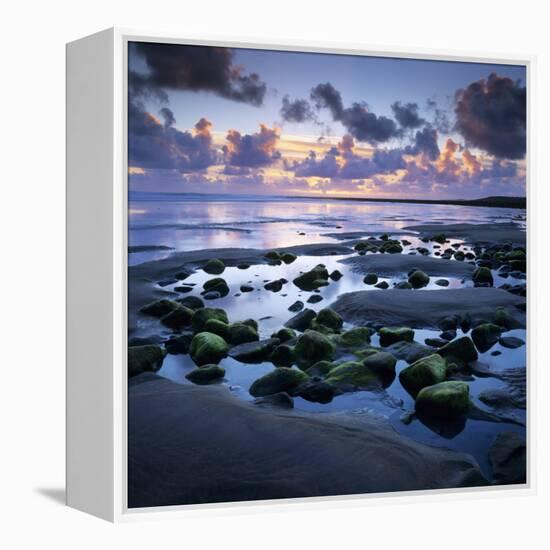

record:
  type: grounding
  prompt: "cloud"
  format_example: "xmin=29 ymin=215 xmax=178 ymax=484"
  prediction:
xmin=223 ymin=124 xmax=281 ymax=167
xmin=454 ymin=73 xmax=526 ymax=159
xmin=310 ymin=82 xmax=400 ymax=143
xmin=280 ymin=95 xmax=315 ymax=123
xmin=131 ymin=42 xmax=266 ymax=106
xmin=426 ymin=98 xmax=451 ymax=133
xmin=128 ymin=103 xmax=218 ymax=171
xmin=391 ymin=102 xmax=424 ymax=129
xmin=404 ymin=126 xmax=440 ymax=160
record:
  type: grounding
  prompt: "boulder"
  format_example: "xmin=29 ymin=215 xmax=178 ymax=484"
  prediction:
xmin=363 ymin=273 xmax=378 ymax=285
xmin=165 ymin=331 xmax=194 ymax=355
xmin=489 ymin=432 xmax=526 ymax=485
xmin=288 ymin=300 xmax=304 ymax=313
xmin=494 ymin=307 xmax=523 ymax=330
xmin=174 ymin=285 xmax=193 ymax=293
xmin=293 ymin=380 xmax=334 ymax=404
xmin=424 ymin=337 xmax=447 ymax=348
xmin=191 ymin=307 xmax=229 ymax=332
xmin=249 ymin=367 xmax=309 ymax=397
xmin=228 ymin=338 xmax=280 ymax=363
xmin=240 ymin=285 xmax=254 ymax=293
xmin=281 ymin=252 xmax=297 ymax=264
xmin=439 ymin=336 xmax=478 ymax=363
xmin=307 ymin=294 xmax=324 ymax=304
xmin=264 ymin=250 xmax=281 ymax=261
xmin=185 ymin=365 xmax=225 ymax=384
xmin=473 ymin=266 xmax=494 ymax=286
xmin=203 ymin=258 xmax=225 ymax=275
xmin=314 ymin=308 xmax=343 ymax=331
xmin=471 ymin=323 xmax=502 ymax=353
xmin=415 ymin=381 xmax=470 ymax=418
xmin=408 ymin=270 xmax=430 ymax=289
xmin=241 ymin=318 xmax=259 ymax=331
xmin=229 ymin=323 xmax=259 ymax=345
xmin=160 ymin=305 xmax=195 ymax=330
xmin=325 ymin=361 xmax=379 ymax=388
xmin=362 ymin=351 xmax=397 ymax=384
xmin=329 ymin=270 xmax=343 ymax=281
xmin=178 ymin=296 xmax=204 ymax=310
xmin=435 ymin=279 xmax=450 ymax=287
xmin=305 ymin=360 xmax=335 ymax=377
xmin=386 ymin=340 xmax=432 ymax=364
xmin=264 ymin=279 xmax=284 ymax=292
xmin=202 ymin=277 xmax=229 ymax=297
xmin=271 ymin=327 xmax=296 ymax=342
xmin=499 ymin=336 xmax=525 ymax=349
xmin=293 ymin=264 xmax=330 ymax=291
xmin=338 ymin=327 xmax=372 ymax=347
xmin=379 ymin=326 xmax=414 ymax=347
xmin=203 ymin=318 xmax=231 ymax=341
xmin=399 ymin=354 xmax=447 ymax=396
xmin=394 ymin=281 xmax=413 ymax=290
xmin=294 ymin=330 xmax=336 ymax=366
xmin=285 ymin=308 xmax=316 ymax=331
xmin=270 ymin=344 xmax=296 ymax=367
xmin=189 ymin=332 xmax=230 ymax=366
xmin=374 ymin=281 xmax=389 ymax=289
xmin=139 ymin=299 xmax=180 ymax=318
xmin=128 ymin=345 xmax=166 ymax=378
xmin=253 ymin=392 xmax=294 ymax=409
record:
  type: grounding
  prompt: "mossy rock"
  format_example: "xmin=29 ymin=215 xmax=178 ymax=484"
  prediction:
xmin=240 ymin=318 xmax=259 ymax=331
xmin=381 ymin=241 xmax=403 ymax=254
xmin=270 ymin=344 xmax=296 ymax=367
xmin=265 ymin=250 xmax=281 ymax=261
xmin=294 ymin=330 xmax=336 ymax=367
xmin=471 ymin=323 xmax=502 ymax=353
xmin=439 ymin=336 xmax=478 ymax=363
xmin=353 ymin=348 xmax=380 ymax=361
xmin=293 ymin=265 xmax=330 ymax=291
xmin=305 ymin=360 xmax=335 ymax=377
xmin=399 ymin=353 xmax=447 ymax=396
xmin=139 ymin=299 xmax=180 ymax=318
xmin=178 ymin=296 xmax=204 ymax=310
xmin=415 ymin=381 xmax=470 ymax=418
xmin=160 ymin=305 xmax=195 ymax=330
xmin=165 ymin=331 xmax=194 ymax=355
xmin=229 ymin=338 xmax=280 ymax=363
xmin=379 ymin=326 xmax=414 ymax=347
xmin=229 ymin=323 xmax=259 ymax=345
xmin=191 ymin=307 xmax=229 ymax=332
xmin=338 ymin=327 xmax=372 ymax=347
xmin=285 ymin=308 xmax=316 ymax=331
xmin=272 ymin=327 xmax=296 ymax=342
xmin=494 ymin=307 xmax=522 ymax=330
xmin=203 ymin=318 xmax=231 ymax=341
xmin=202 ymin=277 xmax=230 ymax=297
xmin=394 ymin=281 xmax=413 ymax=290
xmin=249 ymin=367 xmax=309 ymax=397
xmin=281 ymin=252 xmax=297 ymax=264
xmin=189 ymin=332 xmax=230 ymax=365
xmin=362 ymin=352 xmax=397 ymax=386
xmin=363 ymin=273 xmax=378 ymax=285
xmin=325 ymin=361 xmax=379 ymax=387
xmin=473 ymin=266 xmax=493 ymax=286
xmin=128 ymin=345 xmax=166 ymax=378
xmin=329 ymin=270 xmax=343 ymax=281
xmin=408 ymin=270 xmax=430 ymax=289
xmin=185 ymin=364 xmax=225 ymax=384
xmin=203 ymin=258 xmax=225 ymax=275
xmin=375 ymin=281 xmax=389 ymax=289
xmin=314 ymin=308 xmax=343 ymax=331
xmin=430 ymin=233 xmax=447 ymax=244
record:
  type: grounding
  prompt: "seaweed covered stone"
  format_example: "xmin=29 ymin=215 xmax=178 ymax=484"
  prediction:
xmin=128 ymin=345 xmax=166 ymax=378
xmin=189 ymin=332 xmax=230 ymax=366
xmin=399 ymin=354 xmax=447 ymax=396
xmin=439 ymin=336 xmax=478 ymax=363
xmin=294 ymin=330 xmax=336 ymax=366
xmin=191 ymin=307 xmax=229 ymax=332
xmin=280 ymin=252 xmax=297 ymax=264
xmin=249 ymin=367 xmax=309 ymax=397
xmin=285 ymin=308 xmax=316 ymax=331
xmin=270 ymin=344 xmax=296 ymax=367
xmin=473 ymin=266 xmax=493 ymax=286
xmin=338 ymin=327 xmax=372 ymax=347
xmin=228 ymin=338 xmax=280 ymax=363
xmin=293 ymin=264 xmax=330 ymax=291
xmin=363 ymin=273 xmax=378 ymax=285
xmin=203 ymin=318 xmax=231 ymax=341
xmin=408 ymin=270 xmax=430 ymax=289
xmin=415 ymin=381 xmax=470 ymax=418
xmin=471 ymin=323 xmax=502 ymax=353
xmin=271 ymin=327 xmax=296 ymax=342
xmin=313 ymin=308 xmax=343 ymax=332
xmin=203 ymin=258 xmax=225 ymax=275
xmin=202 ymin=277 xmax=230 ymax=297
xmin=325 ymin=361 xmax=378 ymax=388
xmin=185 ymin=364 xmax=225 ymax=384
xmin=379 ymin=326 xmax=414 ymax=347
xmin=229 ymin=323 xmax=259 ymax=345
xmin=139 ymin=299 xmax=180 ymax=318
xmin=160 ymin=305 xmax=195 ymax=330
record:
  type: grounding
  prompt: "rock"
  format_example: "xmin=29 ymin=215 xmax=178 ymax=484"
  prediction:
xmin=440 ymin=329 xmax=457 ymax=341
xmin=499 ymin=336 xmax=525 ymax=349
xmin=249 ymin=367 xmax=309 ymax=397
xmin=314 ymin=308 xmax=343 ymax=331
xmin=128 ymin=335 xmax=163 ymax=347
xmin=307 ymin=294 xmax=324 ymax=304
xmin=229 ymin=338 xmax=280 ymax=363
xmin=165 ymin=331 xmax=194 ymax=355
xmin=174 ymin=285 xmax=193 ymax=293
xmin=272 ymin=327 xmax=296 ymax=342
xmin=264 ymin=279 xmax=284 ymax=292
xmin=325 ymin=361 xmax=379 ymax=388
xmin=293 ymin=380 xmax=334 ymax=404
xmin=473 ymin=266 xmax=493 ymax=286
xmin=240 ymin=285 xmax=254 ymax=292
xmin=415 ymin=381 xmax=470 ymax=418
xmin=494 ymin=307 xmax=523 ymax=330
xmin=178 ymin=296 xmax=204 ymax=310
xmin=375 ymin=281 xmax=389 ymax=289
xmin=241 ymin=318 xmax=259 ymax=331
xmin=280 ymin=252 xmax=297 ymax=264
xmin=339 ymin=327 xmax=372 ymax=347
xmin=329 ymin=270 xmax=343 ymax=281
xmin=294 ymin=330 xmax=336 ymax=366
xmin=439 ymin=316 xmax=458 ymax=331
xmin=471 ymin=323 xmax=502 ymax=353
xmin=288 ymin=300 xmax=304 ymax=313
xmin=270 ymin=344 xmax=296 ymax=367
xmin=227 ymin=323 xmax=259 ymax=346
xmin=362 ymin=351 xmax=397 ymax=383
xmin=285 ymin=308 xmax=316 ymax=331
xmin=189 ymin=332 xmax=229 ymax=366
xmin=399 ymin=354 xmax=447 ymax=396
xmin=386 ymin=340 xmax=432 ymax=364
xmin=381 ymin=241 xmax=403 ymax=254
xmin=394 ymin=281 xmax=413 ymax=290
xmin=203 ymin=318 xmax=231 ymax=341
xmin=160 ymin=305 xmax=195 ymax=330
xmin=305 ymin=360 xmax=335 ymax=377
xmin=379 ymin=326 xmax=414 ymax=347
xmin=454 ymin=251 xmax=465 ymax=261
xmin=191 ymin=308 xmax=229 ymax=332
xmin=430 ymin=233 xmax=447 ymax=244
xmin=185 ymin=365 xmax=225 ymax=384
xmin=157 ymin=278 xmax=178 ymax=287
xmin=203 ymin=258 xmax=226 ymax=275
xmin=202 ymin=291 xmax=221 ymax=300
xmin=408 ymin=270 xmax=430 ymax=289
xmin=478 ymin=389 xmax=523 ymax=410
xmin=128 ymin=345 xmax=166 ymax=378
xmin=237 ymin=263 xmax=250 ymax=270
xmin=253 ymin=392 xmax=294 ymax=409
xmin=202 ymin=277 xmax=229 ymax=297
xmin=489 ymin=432 xmax=526 ymax=484
xmin=174 ymin=270 xmax=192 ymax=280
xmin=139 ymin=299 xmax=180 ymax=318
xmin=439 ymin=336 xmax=478 ymax=363
xmin=293 ymin=264 xmax=330 ymax=291
xmin=264 ymin=250 xmax=281 ymax=261
xmin=363 ymin=273 xmax=378 ymax=285
xmin=435 ymin=278 xmax=450 ymax=287
xmin=424 ymin=337 xmax=447 ymax=348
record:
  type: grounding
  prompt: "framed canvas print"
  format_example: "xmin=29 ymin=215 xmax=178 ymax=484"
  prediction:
xmin=66 ymin=28 xmax=533 ymax=521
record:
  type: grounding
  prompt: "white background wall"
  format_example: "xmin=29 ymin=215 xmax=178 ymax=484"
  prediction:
xmin=1 ymin=0 xmax=547 ymax=547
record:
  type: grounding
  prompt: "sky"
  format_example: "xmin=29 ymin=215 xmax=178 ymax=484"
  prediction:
xmin=128 ymin=41 xmax=526 ymax=199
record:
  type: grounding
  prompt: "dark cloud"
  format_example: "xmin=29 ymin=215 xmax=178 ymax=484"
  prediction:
xmin=391 ymin=101 xmax=424 ymax=129
xmin=280 ymin=95 xmax=315 ymax=123
xmin=223 ymin=124 xmax=281 ymax=167
xmin=454 ymin=73 xmax=526 ymax=159
xmin=310 ymin=82 xmax=399 ymax=143
xmin=131 ymin=42 xmax=266 ymax=106
xmin=293 ymin=149 xmax=341 ymax=178
xmin=405 ymin=126 xmax=440 ymax=160
xmin=426 ymin=98 xmax=451 ymax=133
xmin=128 ymin=103 xmax=218 ymax=171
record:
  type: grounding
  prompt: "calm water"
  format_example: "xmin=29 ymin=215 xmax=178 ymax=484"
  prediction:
xmin=129 ymin=193 xmax=527 ymax=479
